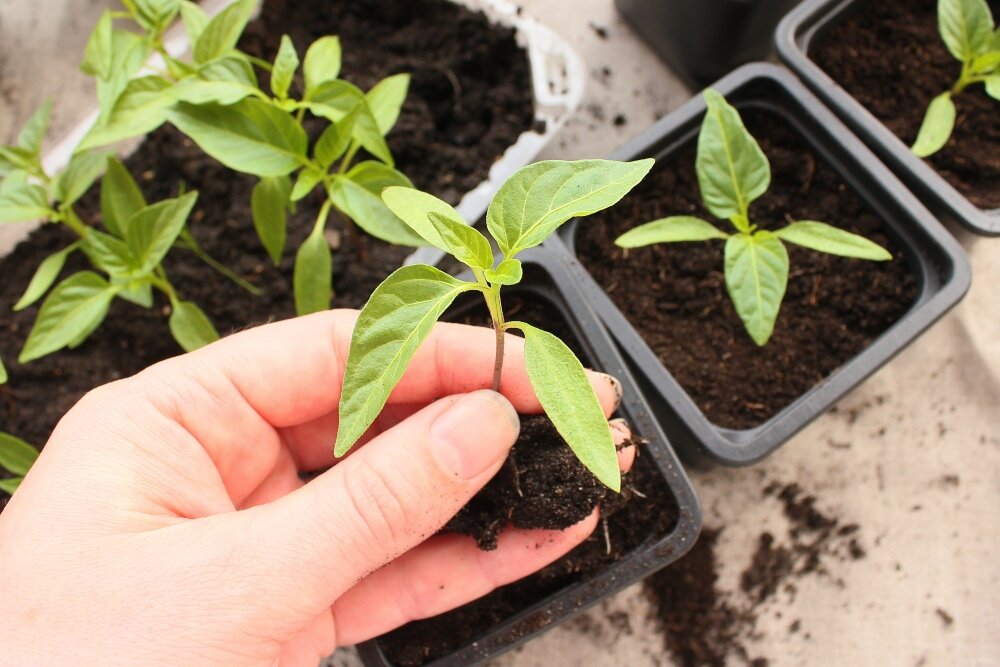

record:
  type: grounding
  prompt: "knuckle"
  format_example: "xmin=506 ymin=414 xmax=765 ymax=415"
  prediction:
xmin=343 ymin=459 xmax=413 ymax=558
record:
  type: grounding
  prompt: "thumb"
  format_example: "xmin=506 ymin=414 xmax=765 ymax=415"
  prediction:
xmin=229 ymin=390 xmax=519 ymax=614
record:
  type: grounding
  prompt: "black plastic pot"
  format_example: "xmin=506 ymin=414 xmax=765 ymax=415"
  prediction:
xmin=615 ymin=0 xmax=800 ymax=88
xmin=775 ymin=0 xmax=1000 ymax=237
xmin=556 ymin=63 xmax=971 ymax=468
xmin=355 ymin=247 xmax=702 ymax=667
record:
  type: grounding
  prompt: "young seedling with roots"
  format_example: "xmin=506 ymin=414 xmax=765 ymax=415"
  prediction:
xmin=333 ymin=159 xmax=655 ymax=491
xmin=615 ymin=90 xmax=892 ymax=346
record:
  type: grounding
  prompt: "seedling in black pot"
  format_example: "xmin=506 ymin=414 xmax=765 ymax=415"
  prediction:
xmin=335 ymin=159 xmax=654 ymax=492
xmin=615 ymin=90 xmax=891 ymax=346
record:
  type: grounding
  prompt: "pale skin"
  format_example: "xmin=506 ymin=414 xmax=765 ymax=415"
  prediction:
xmin=0 ymin=310 xmax=635 ymax=666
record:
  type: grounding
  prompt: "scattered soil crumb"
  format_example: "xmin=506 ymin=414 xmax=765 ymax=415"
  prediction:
xmin=589 ymin=22 xmax=609 ymax=39
xmin=613 ymin=113 xmax=627 ymax=127
xmin=935 ymin=608 xmax=954 ymax=627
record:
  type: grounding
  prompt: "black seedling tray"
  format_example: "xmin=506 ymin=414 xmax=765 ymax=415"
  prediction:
xmin=356 ymin=247 xmax=702 ymax=666
xmin=557 ymin=63 xmax=971 ymax=467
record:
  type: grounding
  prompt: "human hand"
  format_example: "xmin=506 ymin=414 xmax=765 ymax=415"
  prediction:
xmin=0 ymin=310 xmax=634 ymax=666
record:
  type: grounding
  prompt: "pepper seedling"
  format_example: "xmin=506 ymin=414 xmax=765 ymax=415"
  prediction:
xmin=615 ymin=90 xmax=892 ymax=347
xmin=79 ymin=0 xmax=424 ymax=315
xmin=0 ymin=433 xmax=38 ymax=496
xmin=334 ymin=159 xmax=655 ymax=491
xmin=912 ymin=0 xmax=1000 ymax=157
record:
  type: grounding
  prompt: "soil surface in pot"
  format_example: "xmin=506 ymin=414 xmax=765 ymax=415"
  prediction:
xmin=377 ymin=291 xmax=680 ymax=666
xmin=574 ymin=109 xmax=918 ymax=430
xmin=811 ymin=0 xmax=1000 ymax=210
xmin=0 ymin=0 xmax=535 ymax=509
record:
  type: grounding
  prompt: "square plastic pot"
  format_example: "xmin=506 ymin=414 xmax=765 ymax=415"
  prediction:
xmin=775 ymin=0 xmax=1000 ymax=237
xmin=557 ymin=63 xmax=971 ymax=468
xmin=355 ymin=247 xmax=702 ymax=666
xmin=614 ymin=0 xmax=800 ymax=88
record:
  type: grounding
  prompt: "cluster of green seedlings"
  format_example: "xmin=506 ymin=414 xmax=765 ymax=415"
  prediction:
xmin=912 ymin=0 xmax=1000 ymax=157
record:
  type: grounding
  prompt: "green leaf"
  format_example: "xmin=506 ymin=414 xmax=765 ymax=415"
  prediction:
xmin=179 ymin=0 xmax=209 ymax=44
xmin=291 ymin=167 xmax=324 ymax=202
xmin=724 ymin=232 xmax=789 ymax=347
xmin=509 ymin=322 xmax=619 ymax=491
xmin=251 ymin=176 xmax=291 ymax=264
xmin=81 ymin=230 xmax=137 ymax=278
xmin=14 ymin=243 xmax=80 ymax=311
xmin=484 ymin=258 xmax=522 ymax=285
xmin=306 ymin=81 xmax=393 ymax=165
xmin=314 ymin=109 xmax=357 ymax=168
xmin=113 ymin=278 xmax=154 ymax=307
xmin=81 ymin=76 xmax=173 ymax=149
xmin=0 ymin=433 xmax=38 ymax=477
xmin=271 ymin=35 xmax=300 ymax=100
xmin=167 ymin=79 xmax=259 ymax=105
xmin=293 ymin=222 xmax=332 ymax=315
xmin=303 ymin=36 xmax=342 ymax=95
xmin=19 ymin=271 xmax=119 ymax=363
xmin=912 ymin=92 xmax=956 ymax=158
xmin=697 ymin=89 xmax=770 ymax=224
xmin=0 ymin=184 xmax=52 ymax=223
xmin=986 ymin=74 xmax=1000 ymax=100
xmin=167 ymin=99 xmax=308 ymax=177
xmin=17 ymin=100 xmax=53 ymax=155
xmin=199 ymin=54 xmax=258 ymax=87
xmin=193 ymin=0 xmax=255 ymax=64
xmin=134 ymin=0 xmax=180 ymax=31
xmin=100 ymin=157 xmax=147 ymax=238
xmin=938 ymin=0 xmax=995 ymax=62
xmin=335 ymin=265 xmax=474 ymax=456
xmin=0 ymin=149 xmax=37 ymax=178
xmin=95 ymin=30 xmax=150 ymax=119
xmin=0 ymin=358 xmax=6 ymax=385
xmin=169 ymin=300 xmax=219 ymax=352
xmin=0 ymin=477 xmax=24 ymax=495
xmin=55 ymin=150 xmax=108 ymax=206
xmin=329 ymin=169 xmax=426 ymax=246
xmin=81 ymin=10 xmax=114 ymax=79
xmin=970 ymin=50 xmax=1000 ymax=74
xmin=486 ymin=159 xmax=654 ymax=257
xmin=367 ymin=73 xmax=410 ymax=135
xmin=774 ymin=221 xmax=892 ymax=261
xmin=0 ymin=170 xmax=28 ymax=194
xmin=615 ymin=216 xmax=729 ymax=247
xmin=125 ymin=191 xmax=198 ymax=273
xmin=382 ymin=186 xmax=492 ymax=269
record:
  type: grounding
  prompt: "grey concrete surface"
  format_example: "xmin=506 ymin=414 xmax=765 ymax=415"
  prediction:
xmin=1 ymin=1 xmax=997 ymax=666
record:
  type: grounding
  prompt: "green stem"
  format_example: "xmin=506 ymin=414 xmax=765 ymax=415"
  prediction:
xmin=150 ymin=269 xmax=180 ymax=306
xmin=179 ymin=231 xmax=262 ymax=296
xmin=245 ymin=54 xmax=274 ymax=72
xmin=61 ymin=207 xmax=91 ymax=238
xmin=481 ymin=280 xmax=506 ymax=393
xmin=338 ymin=141 xmax=362 ymax=175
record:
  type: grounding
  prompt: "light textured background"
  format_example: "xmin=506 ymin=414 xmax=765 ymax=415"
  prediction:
xmin=1 ymin=1 xmax=997 ymax=665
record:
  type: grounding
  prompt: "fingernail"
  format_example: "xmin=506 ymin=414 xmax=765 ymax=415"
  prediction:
xmin=597 ymin=373 xmax=623 ymax=410
xmin=431 ymin=390 xmax=520 ymax=480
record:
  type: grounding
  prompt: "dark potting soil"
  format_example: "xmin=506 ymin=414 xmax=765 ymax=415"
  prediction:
xmin=811 ymin=0 xmax=1000 ymax=210
xmin=574 ymin=109 xmax=918 ymax=430
xmin=644 ymin=483 xmax=865 ymax=667
xmin=378 ymin=292 xmax=680 ymax=666
xmin=0 ymin=0 xmax=535 ymax=501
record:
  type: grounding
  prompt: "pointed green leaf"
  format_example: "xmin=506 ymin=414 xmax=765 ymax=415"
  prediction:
xmin=0 ymin=170 xmax=28 ymax=195
xmin=193 ymin=0 xmax=255 ymax=64
xmin=95 ymin=30 xmax=150 ymax=119
xmin=55 ymin=150 xmax=109 ymax=206
xmin=724 ymin=232 xmax=789 ymax=346
xmin=291 ymin=167 xmax=324 ymax=202
xmin=169 ymin=300 xmax=219 ymax=352
xmin=0 ymin=358 xmax=6 ymax=385
xmin=293 ymin=222 xmax=332 ymax=316
xmin=986 ymin=74 xmax=1000 ymax=100
xmin=199 ymin=54 xmax=258 ymax=87
xmin=509 ymin=321 xmax=619 ymax=492
xmin=484 ymin=258 xmax=522 ymax=286
xmin=487 ymin=159 xmax=654 ymax=257
xmin=81 ymin=10 xmax=114 ymax=78
xmin=0 ymin=433 xmax=38 ymax=477
xmin=271 ymin=35 xmax=299 ymax=100
xmin=697 ymin=89 xmax=770 ymax=223
xmin=303 ymin=36 xmax=342 ymax=95
xmin=125 ymin=191 xmax=198 ymax=273
xmin=82 ymin=230 xmax=138 ymax=278
xmin=179 ymin=0 xmax=209 ymax=44
xmin=134 ymin=0 xmax=180 ymax=31
xmin=0 ymin=184 xmax=52 ymax=223
xmin=251 ymin=176 xmax=291 ymax=264
xmin=100 ymin=157 xmax=147 ymax=238
xmin=0 ymin=477 xmax=24 ymax=495
xmin=113 ymin=278 xmax=154 ymax=307
xmin=329 ymin=166 xmax=426 ymax=246
xmin=939 ymin=0 xmax=994 ymax=62
xmin=335 ymin=265 xmax=474 ymax=456
xmin=314 ymin=109 xmax=357 ymax=168
xmin=0 ymin=147 xmax=37 ymax=175
xmin=615 ymin=216 xmax=729 ymax=247
xmin=167 ymin=79 xmax=259 ymax=105
xmin=774 ymin=221 xmax=892 ymax=261
xmin=19 ymin=272 xmax=119 ymax=363
xmin=382 ymin=186 xmax=492 ymax=268
xmin=970 ymin=50 xmax=1000 ymax=74
xmin=912 ymin=92 xmax=956 ymax=157
xmin=367 ymin=73 xmax=410 ymax=135
xmin=17 ymin=100 xmax=53 ymax=155
xmin=167 ymin=99 xmax=308 ymax=177
xmin=81 ymin=76 xmax=173 ymax=149
xmin=14 ymin=243 xmax=80 ymax=311
xmin=305 ymin=81 xmax=393 ymax=165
